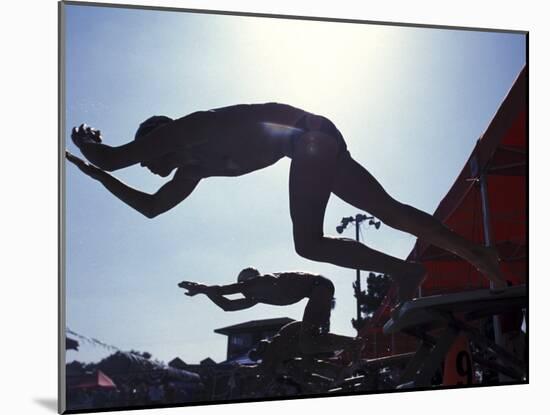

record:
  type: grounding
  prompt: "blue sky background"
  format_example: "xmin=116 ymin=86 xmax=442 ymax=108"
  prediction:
xmin=63 ymin=4 xmax=525 ymax=364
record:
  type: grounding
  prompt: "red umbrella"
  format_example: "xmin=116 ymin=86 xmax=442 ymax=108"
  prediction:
xmin=361 ymin=66 xmax=527 ymax=355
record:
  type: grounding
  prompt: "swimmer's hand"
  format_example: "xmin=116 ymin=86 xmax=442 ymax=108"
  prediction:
xmin=178 ymin=281 xmax=209 ymax=296
xmin=71 ymin=123 xmax=102 ymax=148
xmin=66 ymin=150 xmax=105 ymax=180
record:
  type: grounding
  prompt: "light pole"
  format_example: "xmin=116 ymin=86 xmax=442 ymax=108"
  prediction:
xmin=336 ymin=214 xmax=381 ymax=331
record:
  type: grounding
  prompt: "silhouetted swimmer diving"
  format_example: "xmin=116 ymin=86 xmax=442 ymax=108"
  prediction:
xmin=178 ymin=267 xmax=363 ymax=356
xmin=66 ymin=102 xmax=507 ymax=304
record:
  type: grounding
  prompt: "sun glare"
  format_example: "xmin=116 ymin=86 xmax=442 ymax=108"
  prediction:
xmin=237 ymin=18 xmax=406 ymax=112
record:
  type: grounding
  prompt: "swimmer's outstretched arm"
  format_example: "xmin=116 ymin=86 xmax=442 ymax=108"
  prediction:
xmin=71 ymin=120 xmax=195 ymax=171
xmin=66 ymin=151 xmax=199 ymax=218
xmin=204 ymin=293 xmax=258 ymax=312
xmin=178 ymin=281 xmax=258 ymax=312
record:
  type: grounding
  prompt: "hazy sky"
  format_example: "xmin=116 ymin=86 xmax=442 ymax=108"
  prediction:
xmin=63 ymin=4 xmax=525 ymax=364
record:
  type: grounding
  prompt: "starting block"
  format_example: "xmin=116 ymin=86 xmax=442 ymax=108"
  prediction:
xmin=383 ymin=285 xmax=526 ymax=388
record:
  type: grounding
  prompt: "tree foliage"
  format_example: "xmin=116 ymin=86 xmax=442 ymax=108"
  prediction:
xmin=351 ymin=272 xmax=391 ymax=331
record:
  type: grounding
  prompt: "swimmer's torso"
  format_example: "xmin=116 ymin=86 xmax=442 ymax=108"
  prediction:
xmin=172 ymin=103 xmax=308 ymax=178
xmin=240 ymin=272 xmax=321 ymax=305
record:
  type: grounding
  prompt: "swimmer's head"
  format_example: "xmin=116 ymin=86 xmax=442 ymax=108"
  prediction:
xmin=135 ymin=115 xmax=174 ymax=141
xmin=237 ymin=267 xmax=261 ymax=283
xmin=135 ymin=115 xmax=176 ymax=177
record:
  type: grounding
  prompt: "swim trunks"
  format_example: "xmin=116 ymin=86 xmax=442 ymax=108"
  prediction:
xmin=291 ymin=114 xmax=350 ymax=159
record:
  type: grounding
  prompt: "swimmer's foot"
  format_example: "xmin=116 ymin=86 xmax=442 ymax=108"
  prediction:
xmin=469 ymin=246 xmax=507 ymax=292
xmin=390 ymin=303 xmax=403 ymax=320
xmin=393 ymin=263 xmax=426 ymax=306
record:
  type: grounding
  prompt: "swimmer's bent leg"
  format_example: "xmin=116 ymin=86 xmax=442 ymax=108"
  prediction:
xmin=288 ymin=120 xmax=418 ymax=279
xmin=331 ymin=155 xmax=506 ymax=289
xmin=298 ymin=276 xmax=361 ymax=355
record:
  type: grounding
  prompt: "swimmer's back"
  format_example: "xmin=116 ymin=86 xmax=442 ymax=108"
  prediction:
xmin=211 ymin=102 xmax=308 ymax=127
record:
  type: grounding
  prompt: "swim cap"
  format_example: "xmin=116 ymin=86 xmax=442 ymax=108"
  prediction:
xmin=237 ymin=267 xmax=261 ymax=283
xmin=134 ymin=115 xmax=173 ymax=140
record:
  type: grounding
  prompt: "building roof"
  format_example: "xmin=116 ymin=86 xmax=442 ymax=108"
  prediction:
xmin=168 ymin=357 xmax=187 ymax=369
xmin=68 ymin=370 xmax=117 ymax=390
xmin=200 ymin=357 xmax=217 ymax=366
xmin=214 ymin=317 xmax=294 ymax=335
